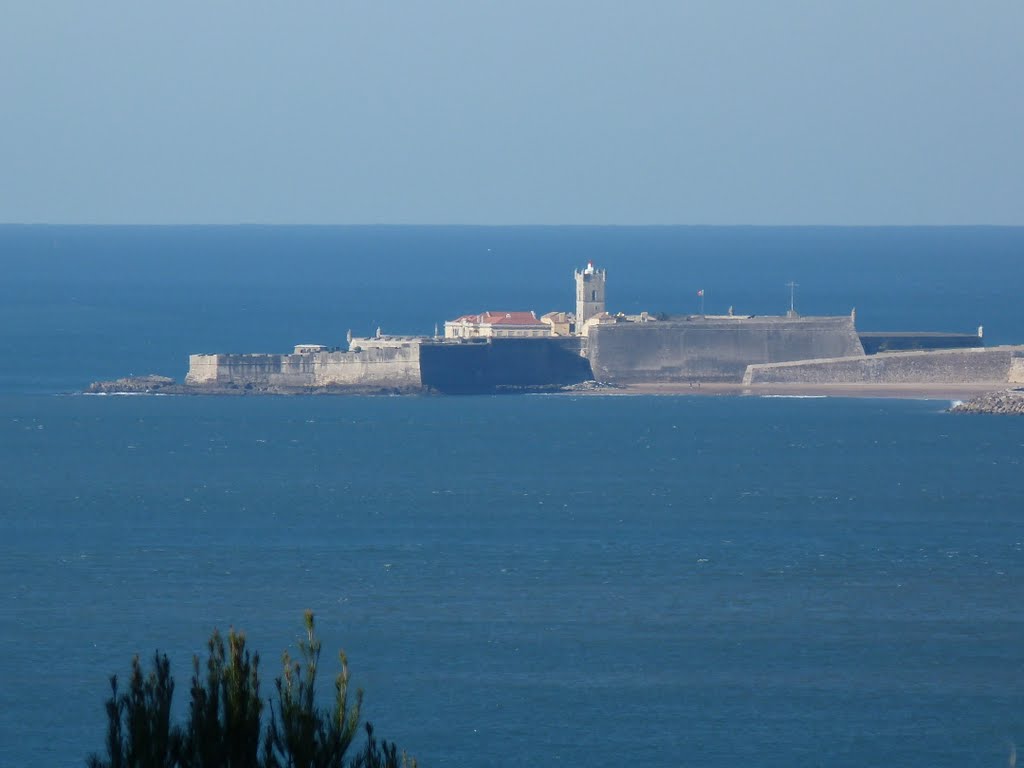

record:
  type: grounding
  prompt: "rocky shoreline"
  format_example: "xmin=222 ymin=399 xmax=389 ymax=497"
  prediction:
xmin=84 ymin=375 xmax=619 ymax=397
xmin=86 ymin=375 xmax=1018 ymax=405
xmin=949 ymin=388 xmax=1024 ymax=415
xmin=86 ymin=375 xmax=424 ymax=396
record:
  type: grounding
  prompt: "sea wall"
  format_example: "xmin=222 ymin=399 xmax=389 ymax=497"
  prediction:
xmin=185 ymin=354 xmax=311 ymax=387
xmin=183 ymin=338 xmax=590 ymax=393
xmin=313 ymin=345 xmax=422 ymax=388
xmin=185 ymin=343 xmax=422 ymax=390
xmin=420 ymin=337 xmax=591 ymax=393
xmin=588 ymin=316 xmax=864 ymax=383
xmin=742 ymin=346 xmax=1024 ymax=385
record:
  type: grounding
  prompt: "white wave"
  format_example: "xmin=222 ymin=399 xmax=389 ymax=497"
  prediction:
xmin=81 ymin=391 xmax=171 ymax=397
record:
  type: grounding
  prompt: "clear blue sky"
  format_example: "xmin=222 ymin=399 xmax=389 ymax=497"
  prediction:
xmin=2 ymin=1 xmax=1021 ymax=225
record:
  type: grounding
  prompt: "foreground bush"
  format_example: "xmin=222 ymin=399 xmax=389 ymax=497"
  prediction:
xmin=87 ymin=611 xmax=413 ymax=768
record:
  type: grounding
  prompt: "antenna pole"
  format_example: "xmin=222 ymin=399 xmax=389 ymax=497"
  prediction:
xmin=786 ymin=281 xmax=798 ymax=315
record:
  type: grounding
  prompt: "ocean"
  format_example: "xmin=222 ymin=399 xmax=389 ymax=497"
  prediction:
xmin=1 ymin=226 xmax=1023 ymax=767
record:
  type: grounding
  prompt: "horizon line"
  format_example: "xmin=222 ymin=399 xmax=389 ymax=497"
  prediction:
xmin=2 ymin=222 xmax=1023 ymax=229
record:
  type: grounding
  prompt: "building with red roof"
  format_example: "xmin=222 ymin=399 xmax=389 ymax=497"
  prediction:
xmin=444 ymin=310 xmax=551 ymax=339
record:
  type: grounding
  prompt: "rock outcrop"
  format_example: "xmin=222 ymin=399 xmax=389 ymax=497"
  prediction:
xmin=85 ymin=374 xmax=424 ymax=396
xmin=86 ymin=375 xmax=177 ymax=394
xmin=950 ymin=389 xmax=1024 ymax=415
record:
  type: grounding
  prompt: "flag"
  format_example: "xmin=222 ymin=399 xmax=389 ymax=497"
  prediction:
xmin=697 ymin=289 xmax=704 ymax=297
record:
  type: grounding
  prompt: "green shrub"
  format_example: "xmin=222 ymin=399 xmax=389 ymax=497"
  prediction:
xmin=86 ymin=613 xmax=412 ymax=768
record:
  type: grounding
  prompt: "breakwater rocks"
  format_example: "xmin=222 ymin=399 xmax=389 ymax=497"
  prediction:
xmin=950 ymin=389 xmax=1024 ymax=415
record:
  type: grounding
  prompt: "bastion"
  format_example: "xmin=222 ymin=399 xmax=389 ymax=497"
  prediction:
xmin=88 ymin=262 xmax=1006 ymax=396
xmin=588 ymin=314 xmax=864 ymax=384
xmin=185 ymin=337 xmax=423 ymax=392
xmin=179 ymin=335 xmax=592 ymax=395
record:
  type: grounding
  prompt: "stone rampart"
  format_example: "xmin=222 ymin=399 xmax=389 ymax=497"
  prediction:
xmin=420 ymin=337 xmax=590 ymax=393
xmin=184 ymin=354 xmax=222 ymax=384
xmin=742 ymin=346 xmax=1024 ymax=386
xmin=185 ymin=354 xmax=311 ymax=387
xmin=184 ymin=337 xmax=592 ymax=394
xmin=313 ymin=345 xmax=421 ymax=388
xmin=185 ymin=342 xmax=422 ymax=391
xmin=588 ymin=315 xmax=864 ymax=383
xmin=1009 ymin=358 xmax=1024 ymax=385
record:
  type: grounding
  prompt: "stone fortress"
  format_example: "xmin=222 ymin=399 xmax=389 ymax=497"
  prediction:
xmin=177 ymin=263 xmax=1022 ymax=394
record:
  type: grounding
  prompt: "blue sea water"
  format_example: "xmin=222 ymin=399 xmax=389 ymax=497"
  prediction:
xmin=1 ymin=226 xmax=1024 ymax=767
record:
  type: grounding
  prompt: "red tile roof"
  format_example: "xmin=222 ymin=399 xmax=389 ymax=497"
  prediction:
xmin=482 ymin=311 xmax=542 ymax=326
xmin=450 ymin=311 xmax=544 ymax=326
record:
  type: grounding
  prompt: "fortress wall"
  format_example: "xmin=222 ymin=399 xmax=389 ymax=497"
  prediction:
xmin=185 ymin=354 xmax=221 ymax=384
xmin=742 ymin=346 xmax=1024 ymax=385
xmin=184 ymin=354 xmax=309 ymax=386
xmin=420 ymin=337 xmax=591 ymax=393
xmin=479 ymin=337 xmax=591 ymax=388
xmin=418 ymin=343 xmax=492 ymax=393
xmin=1007 ymin=357 xmax=1024 ymax=385
xmin=185 ymin=346 xmax=422 ymax=390
xmin=313 ymin=345 xmax=421 ymax=388
xmin=588 ymin=316 xmax=864 ymax=383
xmin=276 ymin=355 xmax=317 ymax=386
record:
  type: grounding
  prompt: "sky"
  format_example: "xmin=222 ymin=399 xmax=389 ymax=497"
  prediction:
xmin=1 ymin=1 xmax=1022 ymax=225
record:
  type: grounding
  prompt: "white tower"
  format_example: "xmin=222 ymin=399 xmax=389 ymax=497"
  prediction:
xmin=575 ymin=262 xmax=606 ymax=333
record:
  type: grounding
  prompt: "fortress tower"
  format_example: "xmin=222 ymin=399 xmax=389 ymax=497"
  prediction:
xmin=575 ymin=262 xmax=606 ymax=332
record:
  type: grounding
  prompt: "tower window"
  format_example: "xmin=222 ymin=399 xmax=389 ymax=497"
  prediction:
xmin=591 ymin=290 xmax=596 ymax=301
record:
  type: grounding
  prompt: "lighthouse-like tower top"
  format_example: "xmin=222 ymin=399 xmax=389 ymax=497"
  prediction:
xmin=574 ymin=261 xmax=606 ymax=332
